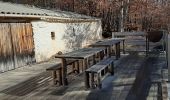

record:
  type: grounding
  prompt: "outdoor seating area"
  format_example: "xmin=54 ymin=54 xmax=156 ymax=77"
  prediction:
xmin=45 ymin=30 xmax=166 ymax=90
xmin=51 ymin=37 xmax=125 ymax=87
xmin=0 ymin=30 xmax=169 ymax=100
xmin=0 ymin=0 xmax=169 ymax=99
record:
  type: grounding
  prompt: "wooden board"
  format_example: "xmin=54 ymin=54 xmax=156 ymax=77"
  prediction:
xmin=0 ymin=23 xmax=15 ymax=72
xmin=112 ymin=32 xmax=146 ymax=37
xmin=91 ymin=39 xmax=120 ymax=46
xmin=10 ymin=23 xmax=35 ymax=68
xmin=0 ymin=51 xmax=165 ymax=100
xmin=55 ymin=47 xmax=105 ymax=59
xmin=86 ymin=57 xmax=114 ymax=73
xmin=0 ymin=23 xmax=35 ymax=72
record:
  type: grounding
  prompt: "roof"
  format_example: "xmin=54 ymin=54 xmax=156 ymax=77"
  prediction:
xmin=0 ymin=1 xmax=99 ymax=22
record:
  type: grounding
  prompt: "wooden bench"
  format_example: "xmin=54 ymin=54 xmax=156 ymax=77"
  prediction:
xmin=46 ymin=59 xmax=79 ymax=85
xmin=85 ymin=57 xmax=114 ymax=89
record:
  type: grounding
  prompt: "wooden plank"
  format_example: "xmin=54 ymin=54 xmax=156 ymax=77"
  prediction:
xmin=0 ymin=50 xmax=159 ymax=99
xmin=55 ymin=47 xmax=105 ymax=59
xmin=46 ymin=63 xmax=61 ymax=71
xmin=90 ymin=39 xmax=122 ymax=58
xmin=110 ymin=38 xmax=125 ymax=41
xmin=0 ymin=23 xmax=35 ymax=72
xmin=90 ymin=38 xmax=123 ymax=47
xmin=86 ymin=57 xmax=114 ymax=73
xmin=10 ymin=23 xmax=35 ymax=68
xmin=0 ymin=23 xmax=15 ymax=72
xmin=112 ymin=32 xmax=146 ymax=37
xmin=46 ymin=60 xmax=78 ymax=70
xmin=162 ymin=81 xmax=168 ymax=100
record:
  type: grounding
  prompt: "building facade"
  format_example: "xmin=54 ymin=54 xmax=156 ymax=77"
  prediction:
xmin=0 ymin=1 xmax=102 ymax=72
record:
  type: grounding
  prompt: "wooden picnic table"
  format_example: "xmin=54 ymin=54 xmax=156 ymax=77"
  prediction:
xmin=55 ymin=47 xmax=106 ymax=86
xmin=90 ymin=38 xmax=125 ymax=59
xmin=112 ymin=32 xmax=146 ymax=37
xmin=111 ymin=38 xmax=125 ymax=54
xmin=112 ymin=32 xmax=149 ymax=55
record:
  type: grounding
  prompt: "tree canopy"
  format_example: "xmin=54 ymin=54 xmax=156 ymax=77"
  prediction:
xmin=2 ymin=0 xmax=170 ymax=33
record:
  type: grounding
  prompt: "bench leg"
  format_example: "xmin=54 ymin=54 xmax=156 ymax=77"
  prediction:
xmin=91 ymin=73 xmax=95 ymax=88
xmin=76 ymin=61 xmax=80 ymax=74
xmin=104 ymin=66 xmax=109 ymax=74
xmin=97 ymin=73 xmax=102 ymax=89
xmin=85 ymin=72 xmax=90 ymax=88
xmin=58 ymin=69 xmax=62 ymax=85
xmin=52 ymin=71 xmax=57 ymax=85
xmin=110 ymin=62 xmax=114 ymax=75
xmin=72 ymin=62 xmax=76 ymax=73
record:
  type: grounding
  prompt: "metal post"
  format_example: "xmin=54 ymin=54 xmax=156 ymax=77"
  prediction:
xmin=145 ymin=35 xmax=148 ymax=56
xmin=167 ymin=34 xmax=170 ymax=81
xmin=148 ymin=37 xmax=149 ymax=54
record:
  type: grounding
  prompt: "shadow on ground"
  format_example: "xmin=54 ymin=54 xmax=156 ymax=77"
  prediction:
xmin=0 ymin=50 xmax=165 ymax=100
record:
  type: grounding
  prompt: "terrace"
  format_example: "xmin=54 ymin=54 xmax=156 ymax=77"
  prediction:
xmin=0 ymin=31 xmax=168 ymax=100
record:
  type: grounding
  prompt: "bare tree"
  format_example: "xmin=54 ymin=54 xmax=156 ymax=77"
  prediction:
xmin=2 ymin=0 xmax=169 ymax=33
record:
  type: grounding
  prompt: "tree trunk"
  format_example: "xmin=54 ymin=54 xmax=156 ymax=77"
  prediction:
xmin=124 ymin=0 xmax=130 ymax=31
xmin=119 ymin=0 xmax=124 ymax=32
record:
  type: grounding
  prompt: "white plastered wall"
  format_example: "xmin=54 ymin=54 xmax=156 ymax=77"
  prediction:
xmin=32 ymin=20 xmax=102 ymax=62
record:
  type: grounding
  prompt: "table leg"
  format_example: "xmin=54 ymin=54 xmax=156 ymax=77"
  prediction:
xmin=99 ymin=50 xmax=105 ymax=61
xmin=76 ymin=61 xmax=80 ymax=73
xmin=146 ymin=35 xmax=149 ymax=56
xmin=91 ymin=73 xmax=95 ymax=88
xmin=115 ymin=42 xmax=120 ymax=60
xmin=148 ymin=38 xmax=150 ymax=55
xmin=83 ymin=58 xmax=88 ymax=71
xmin=146 ymin=36 xmax=148 ymax=56
xmin=58 ymin=68 xmax=62 ymax=85
xmin=108 ymin=46 xmax=112 ymax=57
xmin=93 ymin=55 xmax=96 ymax=65
xmin=72 ymin=62 xmax=76 ymax=73
xmin=123 ymin=40 xmax=125 ymax=54
xmin=110 ymin=62 xmax=114 ymax=75
xmin=97 ymin=73 xmax=102 ymax=89
xmin=105 ymin=47 xmax=108 ymax=57
xmin=52 ymin=71 xmax=57 ymax=85
xmin=118 ymin=43 xmax=121 ymax=58
xmin=61 ymin=58 xmax=68 ymax=85
xmin=85 ymin=72 xmax=90 ymax=88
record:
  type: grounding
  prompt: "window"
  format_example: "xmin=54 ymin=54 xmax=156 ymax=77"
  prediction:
xmin=51 ymin=32 xmax=55 ymax=40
